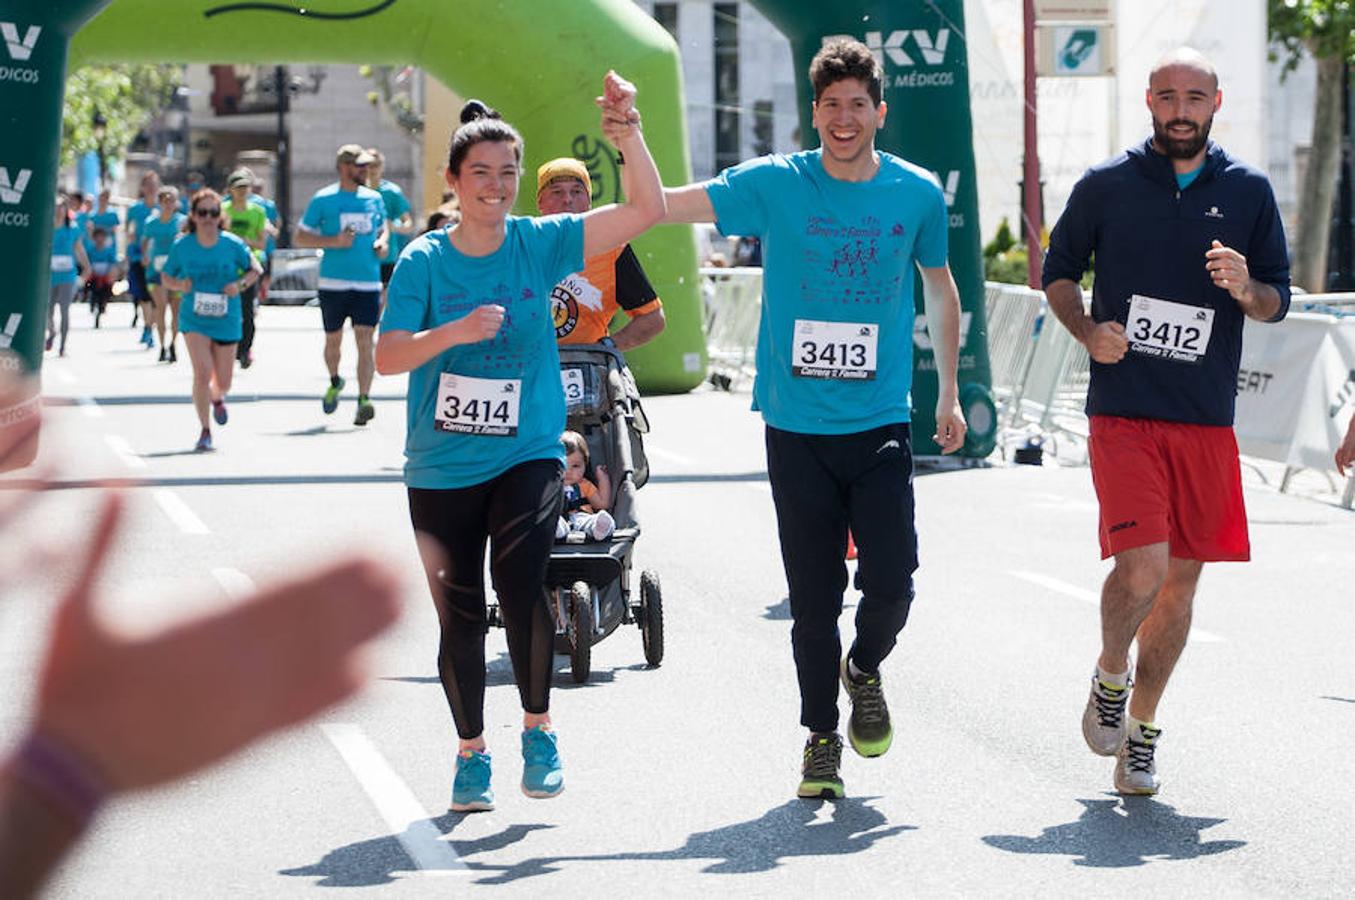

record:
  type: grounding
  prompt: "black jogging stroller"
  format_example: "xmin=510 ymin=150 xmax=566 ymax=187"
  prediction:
xmin=549 ymin=344 xmax=664 ymax=682
xmin=464 ymin=344 xmax=664 ymax=684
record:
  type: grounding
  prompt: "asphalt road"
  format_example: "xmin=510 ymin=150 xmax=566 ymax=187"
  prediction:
xmin=3 ymin=304 xmax=1353 ymax=898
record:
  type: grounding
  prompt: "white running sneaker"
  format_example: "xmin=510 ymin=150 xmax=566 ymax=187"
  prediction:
xmin=1114 ymin=719 xmax=1162 ymax=795
xmin=1082 ymin=670 xmax=1131 ymax=756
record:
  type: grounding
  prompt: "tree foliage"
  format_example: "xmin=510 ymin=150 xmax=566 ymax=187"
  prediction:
xmin=357 ymin=64 xmax=423 ymax=138
xmin=1268 ymin=0 xmax=1355 ymax=289
xmin=61 ymin=65 xmax=181 ymax=170
xmin=1268 ymin=0 xmax=1355 ymax=72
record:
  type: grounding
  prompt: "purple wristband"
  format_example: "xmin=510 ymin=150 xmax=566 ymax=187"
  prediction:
xmin=5 ymin=732 xmax=107 ymax=828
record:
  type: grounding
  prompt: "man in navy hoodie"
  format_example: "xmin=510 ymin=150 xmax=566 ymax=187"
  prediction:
xmin=1042 ymin=48 xmax=1290 ymax=796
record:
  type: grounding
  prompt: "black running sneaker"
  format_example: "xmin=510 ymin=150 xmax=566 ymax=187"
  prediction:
xmin=797 ymin=732 xmax=844 ymax=800
xmin=841 ymin=658 xmax=893 ymax=757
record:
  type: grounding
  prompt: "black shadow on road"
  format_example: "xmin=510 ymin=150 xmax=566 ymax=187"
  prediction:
xmin=460 ymin=797 xmax=913 ymax=885
xmin=382 ymin=656 xmax=650 ymax=691
xmin=982 ymin=796 xmax=1245 ymax=867
xmin=278 ymin=817 xmax=554 ymax=887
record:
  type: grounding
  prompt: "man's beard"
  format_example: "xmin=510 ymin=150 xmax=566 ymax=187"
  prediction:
xmin=1152 ymin=115 xmax=1213 ymax=160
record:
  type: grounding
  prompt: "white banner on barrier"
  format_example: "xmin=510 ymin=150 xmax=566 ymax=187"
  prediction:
xmin=1235 ymin=314 xmax=1355 ymax=471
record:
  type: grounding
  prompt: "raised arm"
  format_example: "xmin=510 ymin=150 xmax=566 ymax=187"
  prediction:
xmin=580 ymin=71 xmax=665 ymax=258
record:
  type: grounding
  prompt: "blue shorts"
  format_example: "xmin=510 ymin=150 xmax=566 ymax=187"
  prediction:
xmin=319 ymin=288 xmax=381 ymax=333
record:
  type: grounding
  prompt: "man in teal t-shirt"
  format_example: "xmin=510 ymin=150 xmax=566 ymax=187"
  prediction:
xmin=295 ymin=144 xmax=389 ymax=426
xmin=653 ymin=38 xmax=968 ymax=801
xmin=365 ymin=147 xmax=416 ymax=302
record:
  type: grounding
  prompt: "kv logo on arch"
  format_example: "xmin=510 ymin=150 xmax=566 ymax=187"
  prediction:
xmin=1 ymin=23 xmax=41 ymax=62
xmin=0 ymin=168 xmax=32 ymax=205
xmin=825 ymin=30 xmax=951 ymax=68
xmin=931 ymin=170 xmax=961 ymax=208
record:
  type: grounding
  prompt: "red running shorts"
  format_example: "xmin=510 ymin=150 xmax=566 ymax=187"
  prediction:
xmin=1088 ymin=415 xmax=1250 ymax=562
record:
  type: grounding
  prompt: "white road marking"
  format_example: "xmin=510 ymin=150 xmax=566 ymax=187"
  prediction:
xmin=50 ymin=368 xmax=76 ymax=385
xmin=211 ymin=568 xmax=255 ymax=599
xmin=1010 ymin=570 xmax=1224 ymax=643
xmin=744 ymin=482 xmax=772 ymax=494
xmin=104 ymin=435 xmax=146 ymax=470
xmin=320 ymin=723 xmax=466 ymax=876
xmin=152 ymin=489 xmax=210 ymax=535
xmin=77 ymin=396 xmax=104 ymax=419
xmin=645 ymin=446 xmax=694 ymax=467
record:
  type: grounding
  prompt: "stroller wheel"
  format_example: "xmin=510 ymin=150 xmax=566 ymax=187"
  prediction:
xmin=640 ymin=570 xmax=664 ymax=668
xmin=568 ymin=581 xmax=593 ymax=684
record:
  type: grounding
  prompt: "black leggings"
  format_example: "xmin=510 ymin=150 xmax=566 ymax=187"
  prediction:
xmin=408 ymin=459 xmax=563 ymax=739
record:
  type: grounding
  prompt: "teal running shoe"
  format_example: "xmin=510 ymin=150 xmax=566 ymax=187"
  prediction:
xmin=521 ymin=726 xmax=564 ymax=799
xmin=450 ymin=749 xmax=494 ymax=812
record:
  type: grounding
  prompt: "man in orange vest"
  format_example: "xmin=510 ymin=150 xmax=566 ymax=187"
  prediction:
xmin=536 ymin=158 xmax=666 ymax=349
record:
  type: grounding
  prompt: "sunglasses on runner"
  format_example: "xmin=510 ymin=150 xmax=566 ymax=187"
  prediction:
xmin=194 ymin=207 xmax=221 ymax=217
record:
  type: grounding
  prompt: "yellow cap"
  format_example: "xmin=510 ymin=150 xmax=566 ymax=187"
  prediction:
xmin=536 ymin=157 xmax=591 ymax=198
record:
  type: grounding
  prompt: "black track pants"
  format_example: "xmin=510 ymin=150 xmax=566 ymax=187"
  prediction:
xmin=765 ymin=423 xmax=919 ymax=734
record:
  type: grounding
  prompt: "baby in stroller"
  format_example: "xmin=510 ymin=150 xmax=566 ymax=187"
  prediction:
xmin=557 ymin=430 xmax=615 ymax=542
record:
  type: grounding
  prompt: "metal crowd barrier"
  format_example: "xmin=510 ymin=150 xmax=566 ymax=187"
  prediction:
xmin=983 ymin=281 xmax=1091 ymax=454
xmin=1295 ymin=291 xmax=1355 ymax=316
xmin=700 ymin=266 xmax=763 ymax=390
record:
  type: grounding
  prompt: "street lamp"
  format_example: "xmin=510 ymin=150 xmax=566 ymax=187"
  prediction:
xmin=261 ymin=65 xmax=326 ymax=248
xmin=91 ymin=109 xmax=108 ymax=190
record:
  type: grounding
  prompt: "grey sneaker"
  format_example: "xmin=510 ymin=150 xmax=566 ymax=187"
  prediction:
xmin=1114 ymin=721 xmax=1162 ymax=795
xmin=1082 ymin=670 xmax=1131 ymax=756
xmin=840 ymin=658 xmax=893 ymax=757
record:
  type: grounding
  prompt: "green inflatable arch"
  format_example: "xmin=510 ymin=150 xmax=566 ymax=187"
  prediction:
xmin=2 ymin=0 xmax=706 ymax=398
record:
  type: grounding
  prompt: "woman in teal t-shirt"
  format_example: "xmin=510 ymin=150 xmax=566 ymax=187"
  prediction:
xmin=375 ymin=72 xmax=662 ymax=812
xmin=160 ymin=189 xmax=261 ymax=453
xmin=48 ymin=195 xmax=90 ymax=358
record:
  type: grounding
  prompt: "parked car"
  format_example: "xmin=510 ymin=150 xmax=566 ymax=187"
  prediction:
xmin=266 ymin=248 xmax=321 ymax=305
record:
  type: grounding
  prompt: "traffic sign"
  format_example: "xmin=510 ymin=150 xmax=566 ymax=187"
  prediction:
xmin=1036 ymin=24 xmax=1116 ymax=76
